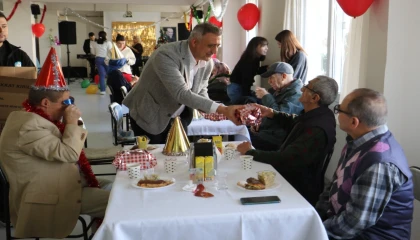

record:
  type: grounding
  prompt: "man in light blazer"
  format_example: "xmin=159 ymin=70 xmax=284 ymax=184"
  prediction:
xmin=123 ymin=23 xmax=242 ymax=144
xmin=0 ymin=48 xmax=110 ymax=238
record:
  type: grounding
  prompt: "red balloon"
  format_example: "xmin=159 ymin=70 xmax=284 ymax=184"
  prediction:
xmin=237 ymin=3 xmax=260 ymax=31
xmin=94 ymin=74 xmax=100 ymax=84
xmin=209 ymin=16 xmax=223 ymax=28
xmin=337 ymin=0 xmax=374 ymax=18
xmin=32 ymin=23 xmax=45 ymax=38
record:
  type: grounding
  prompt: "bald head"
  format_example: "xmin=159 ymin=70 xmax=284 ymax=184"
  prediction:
xmin=347 ymin=88 xmax=387 ymax=128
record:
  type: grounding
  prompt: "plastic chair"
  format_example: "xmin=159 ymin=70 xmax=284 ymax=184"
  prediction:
xmin=120 ymin=86 xmax=128 ymax=99
xmin=410 ymin=166 xmax=420 ymax=201
xmin=0 ymin=165 xmax=96 ymax=240
xmin=108 ymin=102 xmax=136 ymax=146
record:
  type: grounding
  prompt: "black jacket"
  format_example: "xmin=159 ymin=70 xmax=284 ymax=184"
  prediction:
xmin=1 ymin=41 xmax=35 ymax=67
xmin=83 ymin=39 xmax=91 ymax=54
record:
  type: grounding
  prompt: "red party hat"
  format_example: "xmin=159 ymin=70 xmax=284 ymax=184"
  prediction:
xmin=32 ymin=47 xmax=68 ymax=91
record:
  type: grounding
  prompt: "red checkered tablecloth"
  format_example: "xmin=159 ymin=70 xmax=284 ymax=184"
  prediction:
xmin=112 ymin=150 xmax=157 ymax=171
xmin=202 ymin=112 xmax=228 ymax=121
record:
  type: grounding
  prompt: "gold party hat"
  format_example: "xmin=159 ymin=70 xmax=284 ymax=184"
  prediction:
xmin=192 ymin=109 xmax=203 ymax=121
xmin=162 ymin=116 xmax=191 ymax=156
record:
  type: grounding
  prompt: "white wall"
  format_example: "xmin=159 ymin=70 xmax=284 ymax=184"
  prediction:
xmin=385 ymin=0 xmax=420 ymax=237
xmin=3 ymin=0 xmax=36 ymax=65
xmin=220 ymin=0 xmax=247 ymax=71
xmin=258 ymin=0 xmax=286 ymax=89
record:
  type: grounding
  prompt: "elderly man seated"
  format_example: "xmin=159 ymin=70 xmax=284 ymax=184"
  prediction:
xmin=251 ymin=62 xmax=303 ymax=151
xmin=316 ymin=88 xmax=414 ymax=240
xmin=237 ymin=76 xmax=338 ymax=206
xmin=0 ymin=48 xmax=111 ymax=239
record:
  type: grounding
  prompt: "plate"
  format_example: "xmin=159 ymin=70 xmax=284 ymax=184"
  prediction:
xmin=236 ymin=181 xmax=281 ymax=192
xmin=131 ymin=178 xmax=176 ymax=190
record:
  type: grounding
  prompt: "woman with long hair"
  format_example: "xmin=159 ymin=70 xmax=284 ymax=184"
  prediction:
xmin=227 ymin=36 xmax=268 ymax=104
xmin=275 ymin=30 xmax=308 ymax=83
xmin=93 ymin=31 xmax=112 ymax=95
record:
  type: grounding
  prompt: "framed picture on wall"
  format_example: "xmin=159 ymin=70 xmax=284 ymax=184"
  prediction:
xmin=162 ymin=27 xmax=177 ymax=42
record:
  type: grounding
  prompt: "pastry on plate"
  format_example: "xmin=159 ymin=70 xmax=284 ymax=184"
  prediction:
xmin=244 ymin=177 xmax=265 ymax=190
xmin=137 ymin=179 xmax=173 ymax=188
xmin=257 ymin=171 xmax=276 ymax=187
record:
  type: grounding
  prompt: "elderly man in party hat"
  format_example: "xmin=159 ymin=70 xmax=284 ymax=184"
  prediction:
xmin=0 ymin=47 xmax=111 ymax=238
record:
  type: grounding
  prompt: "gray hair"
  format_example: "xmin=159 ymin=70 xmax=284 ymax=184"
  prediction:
xmin=347 ymin=88 xmax=387 ymax=128
xmin=188 ymin=22 xmax=222 ymax=42
xmin=28 ymin=88 xmax=66 ymax=106
xmin=311 ymin=75 xmax=338 ymax=106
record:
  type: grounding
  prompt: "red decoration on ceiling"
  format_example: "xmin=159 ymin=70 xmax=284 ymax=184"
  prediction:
xmin=237 ymin=3 xmax=260 ymax=31
xmin=336 ymin=0 xmax=375 ymax=18
xmin=209 ymin=16 xmax=223 ymax=28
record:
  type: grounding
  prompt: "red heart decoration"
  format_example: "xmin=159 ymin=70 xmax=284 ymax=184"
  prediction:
xmin=209 ymin=16 xmax=223 ymax=28
xmin=336 ymin=0 xmax=375 ymax=18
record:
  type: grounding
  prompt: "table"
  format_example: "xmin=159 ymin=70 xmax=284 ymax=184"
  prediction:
xmin=187 ymin=119 xmax=251 ymax=142
xmin=93 ymin=144 xmax=328 ymax=240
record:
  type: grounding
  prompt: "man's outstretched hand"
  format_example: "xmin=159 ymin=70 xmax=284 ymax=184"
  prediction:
xmin=216 ymin=105 xmax=244 ymax=125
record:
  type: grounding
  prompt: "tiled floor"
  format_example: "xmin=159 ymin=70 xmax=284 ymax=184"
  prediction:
xmin=0 ymin=80 xmax=116 ymax=240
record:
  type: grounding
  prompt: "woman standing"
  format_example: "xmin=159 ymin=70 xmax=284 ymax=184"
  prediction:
xmin=275 ymin=30 xmax=308 ymax=83
xmin=93 ymin=31 xmax=112 ymax=95
xmin=227 ymin=36 xmax=268 ymax=104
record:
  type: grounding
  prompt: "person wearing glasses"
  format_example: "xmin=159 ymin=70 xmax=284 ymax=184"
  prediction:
xmin=237 ymin=76 xmax=338 ymax=206
xmin=250 ymin=62 xmax=304 ymax=151
xmin=0 ymin=48 xmax=111 ymax=238
xmin=316 ymin=88 xmax=413 ymax=240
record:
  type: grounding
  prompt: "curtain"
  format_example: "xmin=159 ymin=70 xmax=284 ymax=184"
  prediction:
xmin=339 ymin=16 xmax=364 ymax=101
xmin=283 ymin=0 xmax=304 ymax=43
xmin=111 ymin=22 xmax=156 ymax=56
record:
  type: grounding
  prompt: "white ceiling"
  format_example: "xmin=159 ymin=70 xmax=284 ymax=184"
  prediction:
xmin=41 ymin=0 xmax=199 ymax=5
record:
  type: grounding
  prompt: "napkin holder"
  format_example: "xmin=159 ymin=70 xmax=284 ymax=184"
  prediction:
xmin=189 ymin=141 xmax=218 ymax=181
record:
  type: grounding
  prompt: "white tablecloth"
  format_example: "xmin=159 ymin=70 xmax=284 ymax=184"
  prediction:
xmin=188 ymin=119 xmax=251 ymax=142
xmin=93 ymin=143 xmax=328 ymax=240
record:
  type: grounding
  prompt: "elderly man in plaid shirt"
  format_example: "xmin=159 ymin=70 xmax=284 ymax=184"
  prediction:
xmin=316 ymin=88 xmax=414 ymax=240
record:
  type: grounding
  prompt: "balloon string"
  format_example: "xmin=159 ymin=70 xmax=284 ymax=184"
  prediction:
xmin=6 ymin=0 xmax=22 ymax=21
xmin=40 ymin=5 xmax=47 ymax=24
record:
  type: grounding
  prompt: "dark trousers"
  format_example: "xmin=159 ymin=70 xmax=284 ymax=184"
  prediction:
xmin=130 ymin=109 xmax=190 ymax=144
xmin=87 ymin=58 xmax=96 ymax=80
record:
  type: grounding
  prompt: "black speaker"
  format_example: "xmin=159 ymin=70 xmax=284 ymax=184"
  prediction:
xmin=59 ymin=21 xmax=77 ymax=45
xmin=31 ymin=4 xmax=41 ymax=15
xmin=178 ymin=23 xmax=190 ymax=41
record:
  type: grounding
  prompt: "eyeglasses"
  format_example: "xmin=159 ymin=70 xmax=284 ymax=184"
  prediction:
xmin=333 ymin=104 xmax=352 ymax=115
xmin=62 ymin=96 xmax=75 ymax=106
xmin=302 ymin=84 xmax=320 ymax=95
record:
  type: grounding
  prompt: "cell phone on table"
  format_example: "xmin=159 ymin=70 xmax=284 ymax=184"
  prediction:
xmin=240 ymin=196 xmax=281 ymax=205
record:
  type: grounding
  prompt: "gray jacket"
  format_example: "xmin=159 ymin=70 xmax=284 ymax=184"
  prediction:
xmin=123 ymin=40 xmax=214 ymax=134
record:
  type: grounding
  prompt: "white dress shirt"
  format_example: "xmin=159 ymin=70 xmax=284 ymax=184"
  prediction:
xmin=172 ymin=47 xmax=219 ymax=117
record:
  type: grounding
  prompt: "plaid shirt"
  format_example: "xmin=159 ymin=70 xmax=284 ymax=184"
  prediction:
xmin=316 ymin=125 xmax=407 ymax=239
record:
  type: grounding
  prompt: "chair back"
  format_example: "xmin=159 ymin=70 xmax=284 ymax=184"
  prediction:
xmin=121 ymin=86 xmax=128 ymax=99
xmin=410 ymin=166 xmax=420 ymax=201
xmin=0 ymin=164 xmax=13 ymax=239
xmin=106 ymin=85 xmax=114 ymax=103
xmin=322 ymin=149 xmax=334 ymax=177
xmin=108 ymin=102 xmax=135 ymax=146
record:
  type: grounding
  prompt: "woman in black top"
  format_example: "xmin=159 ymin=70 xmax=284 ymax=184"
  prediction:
xmin=227 ymin=36 xmax=268 ymax=104
xmin=275 ymin=30 xmax=308 ymax=83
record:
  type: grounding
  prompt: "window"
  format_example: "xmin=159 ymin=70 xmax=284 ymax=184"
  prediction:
xmin=302 ymin=0 xmax=351 ymax=91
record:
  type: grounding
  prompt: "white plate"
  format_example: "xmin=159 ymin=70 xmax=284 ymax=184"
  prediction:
xmin=131 ymin=178 xmax=176 ymax=190
xmin=236 ymin=181 xmax=281 ymax=192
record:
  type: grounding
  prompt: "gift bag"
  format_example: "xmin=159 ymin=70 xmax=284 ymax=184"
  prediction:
xmin=112 ymin=150 xmax=157 ymax=171
xmin=235 ymin=105 xmax=262 ymax=126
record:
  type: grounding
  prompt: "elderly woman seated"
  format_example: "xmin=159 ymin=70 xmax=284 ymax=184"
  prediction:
xmin=208 ymin=58 xmax=231 ymax=104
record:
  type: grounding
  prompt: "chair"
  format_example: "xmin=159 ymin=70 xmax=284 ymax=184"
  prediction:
xmin=410 ymin=166 xmax=420 ymax=201
xmin=0 ymin=165 xmax=96 ymax=240
xmin=120 ymin=86 xmax=128 ymax=99
xmin=108 ymin=102 xmax=136 ymax=146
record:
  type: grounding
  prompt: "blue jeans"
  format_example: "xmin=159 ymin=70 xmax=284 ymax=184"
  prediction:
xmin=227 ymin=83 xmax=243 ymax=104
xmin=95 ymin=57 xmax=108 ymax=92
